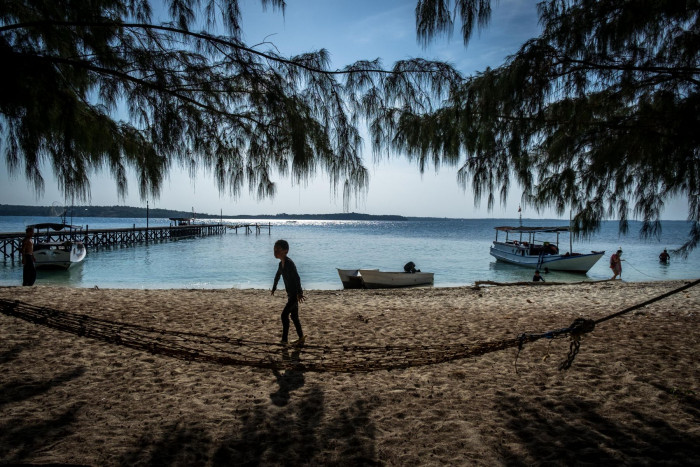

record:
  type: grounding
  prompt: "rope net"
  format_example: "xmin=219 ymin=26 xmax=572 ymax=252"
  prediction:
xmin=0 ymin=298 xmax=545 ymax=373
xmin=1 ymin=279 xmax=697 ymax=373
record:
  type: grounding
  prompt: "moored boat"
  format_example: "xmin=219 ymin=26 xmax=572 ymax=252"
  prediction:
xmin=33 ymin=241 xmax=87 ymax=270
xmin=29 ymin=223 xmax=87 ymax=270
xmin=489 ymin=226 xmax=604 ymax=273
xmin=357 ymin=269 xmax=434 ymax=289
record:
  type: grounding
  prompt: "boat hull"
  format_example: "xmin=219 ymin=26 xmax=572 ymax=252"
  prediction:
xmin=358 ymin=270 xmax=434 ymax=289
xmin=34 ymin=242 xmax=87 ymax=270
xmin=337 ymin=269 xmax=370 ymax=289
xmin=490 ymin=242 xmax=604 ymax=273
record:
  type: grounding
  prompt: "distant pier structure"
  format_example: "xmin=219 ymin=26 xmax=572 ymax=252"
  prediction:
xmin=0 ymin=218 xmax=271 ymax=261
xmin=228 ymin=223 xmax=272 ymax=235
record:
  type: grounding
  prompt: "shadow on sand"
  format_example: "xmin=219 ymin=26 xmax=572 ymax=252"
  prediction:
xmin=0 ymin=358 xmax=85 ymax=464
xmin=0 ymin=340 xmax=379 ymax=466
xmin=118 ymin=346 xmax=379 ymax=465
xmin=2 ymin=334 xmax=698 ymax=465
xmin=118 ymin=386 xmax=379 ymax=466
xmin=495 ymin=393 xmax=699 ymax=465
xmin=270 ymin=346 xmax=305 ymax=407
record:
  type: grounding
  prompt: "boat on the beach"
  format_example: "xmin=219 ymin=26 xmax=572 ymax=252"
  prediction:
xmin=337 ymin=268 xmax=376 ymax=289
xmin=489 ymin=226 xmax=604 ymax=273
xmin=357 ymin=269 xmax=434 ymax=289
xmin=30 ymin=223 xmax=87 ymax=270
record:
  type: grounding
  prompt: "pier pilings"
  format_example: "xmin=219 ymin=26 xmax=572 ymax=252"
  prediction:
xmin=228 ymin=223 xmax=272 ymax=235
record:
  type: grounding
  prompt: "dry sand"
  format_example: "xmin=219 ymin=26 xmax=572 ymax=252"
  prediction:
xmin=0 ymin=280 xmax=698 ymax=466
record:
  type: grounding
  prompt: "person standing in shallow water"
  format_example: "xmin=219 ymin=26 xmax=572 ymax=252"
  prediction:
xmin=610 ymin=249 xmax=623 ymax=280
xmin=21 ymin=226 xmax=36 ymax=286
xmin=271 ymin=239 xmax=305 ymax=346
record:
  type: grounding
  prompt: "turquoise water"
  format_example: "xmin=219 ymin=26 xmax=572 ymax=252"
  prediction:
xmin=1 ymin=216 xmax=698 ymax=289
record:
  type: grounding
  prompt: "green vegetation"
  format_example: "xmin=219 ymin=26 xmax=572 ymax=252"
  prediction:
xmin=0 ymin=204 xmax=199 ymax=219
xmin=0 ymin=204 xmax=433 ymax=221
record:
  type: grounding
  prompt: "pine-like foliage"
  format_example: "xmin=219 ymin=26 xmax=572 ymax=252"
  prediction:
xmin=401 ymin=0 xmax=699 ymax=251
xmin=0 ymin=0 xmax=459 ymax=207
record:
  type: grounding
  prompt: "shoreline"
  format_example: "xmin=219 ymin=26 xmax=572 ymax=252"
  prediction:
xmin=1 ymin=275 xmax=696 ymax=291
xmin=1 ymin=280 xmax=698 ymax=465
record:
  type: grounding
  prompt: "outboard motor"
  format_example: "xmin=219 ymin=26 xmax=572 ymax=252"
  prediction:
xmin=404 ymin=261 xmax=419 ymax=273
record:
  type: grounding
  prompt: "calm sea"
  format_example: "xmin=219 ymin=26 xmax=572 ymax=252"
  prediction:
xmin=1 ymin=216 xmax=698 ymax=289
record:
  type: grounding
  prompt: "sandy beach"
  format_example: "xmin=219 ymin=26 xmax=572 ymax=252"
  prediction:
xmin=1 ymin=280 xmax=698 ymax=465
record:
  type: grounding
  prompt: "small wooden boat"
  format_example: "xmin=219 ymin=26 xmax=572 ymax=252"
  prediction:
xmin=489 ymin=226 xmax=604 ymax=273
xmin=357 ymin=269 xmax=434 ymax=289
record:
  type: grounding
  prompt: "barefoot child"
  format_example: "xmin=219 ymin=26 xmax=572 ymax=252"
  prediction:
xmin=271 ymin=239 xmax=305 ymax=345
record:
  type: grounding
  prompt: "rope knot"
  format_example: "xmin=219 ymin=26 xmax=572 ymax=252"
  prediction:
xmin=568 ymin=318 xmax=595 ymax=336
xmin=558 ymin=318 xmax=595 ymax=371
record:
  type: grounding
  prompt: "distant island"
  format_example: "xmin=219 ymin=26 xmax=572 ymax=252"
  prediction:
xmin=0 ymin=204 xmax=451 ymax=222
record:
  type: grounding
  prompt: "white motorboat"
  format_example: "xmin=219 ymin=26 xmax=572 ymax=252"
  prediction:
xmin=489 ymin=226 xmax=604 ymax=273
xmin=33 ymin=241 xmax=87 ymax=270
xmin=337 ymin=268 xmax=377 ymax=289
xmin=357 ymin=269 xmax=434 ymax=289
xmin=30 ymin=223 xmax=87 ymax=270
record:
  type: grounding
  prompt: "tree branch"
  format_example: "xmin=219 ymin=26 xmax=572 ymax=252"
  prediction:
xmin=7 ymin=49 xmax=266 ymax=125
xmin=1 ymin=20 xmax=399 ymax=76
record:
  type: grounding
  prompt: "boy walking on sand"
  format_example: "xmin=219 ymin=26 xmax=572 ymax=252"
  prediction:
xmin=271 ymin=239 xmax=305 ymax=345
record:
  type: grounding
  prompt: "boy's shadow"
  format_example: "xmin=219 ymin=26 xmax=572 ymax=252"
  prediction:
xmin=270 ymin=347 xmax=305 ymax=407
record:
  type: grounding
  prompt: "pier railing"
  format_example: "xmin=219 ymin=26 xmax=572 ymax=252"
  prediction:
xmin=1 ymin=222 xmax=272 ymax=260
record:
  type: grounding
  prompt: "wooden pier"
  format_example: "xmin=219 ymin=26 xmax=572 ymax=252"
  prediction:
xmin=1 ymin=223 xmax=222 ymax=260
xmin=1 ymin=222 xmax=274 ymax=261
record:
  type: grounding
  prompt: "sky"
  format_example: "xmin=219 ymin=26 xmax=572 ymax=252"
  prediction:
xmin=0 ymin=0 xmax=690 ymax=219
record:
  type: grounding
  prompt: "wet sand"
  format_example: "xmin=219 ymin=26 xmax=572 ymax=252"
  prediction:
xmin=0 ymin=280 xmax=698 ymax=465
